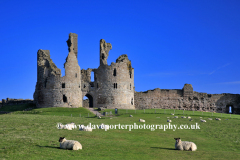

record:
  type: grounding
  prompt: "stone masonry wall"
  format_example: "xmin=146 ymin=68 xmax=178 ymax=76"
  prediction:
xmin=34 ymin=33 xmax=82 ymax=108
xmin=134 ymin=85 xmax=240 ymax=114
xmin=93 ymin=40 xmax=135 ymax=109
xmin=1 ymin=98 xmax=34 ymax=107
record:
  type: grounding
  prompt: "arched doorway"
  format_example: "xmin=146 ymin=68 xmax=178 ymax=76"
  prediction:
xmin=226 ymin=105 xmax=234 ymax=114
xmin=83 ymin=94 xmax=93 ymax=108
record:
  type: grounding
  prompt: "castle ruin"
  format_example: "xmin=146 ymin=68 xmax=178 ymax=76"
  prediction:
xmin=33 ymin=33 xmax=240 ymax=114
xmin=34 ymin=33 xmax=135 ymax=109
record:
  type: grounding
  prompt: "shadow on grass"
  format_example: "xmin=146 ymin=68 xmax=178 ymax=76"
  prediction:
xmin=151 ymin=147 xmax=175 ymax=150
xmin=36 ymin=145 xmax=60 ymax=149
xmin=85 ymin=116 xmax=102 ymax=119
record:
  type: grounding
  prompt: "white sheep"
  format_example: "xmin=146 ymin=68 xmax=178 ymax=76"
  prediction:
xmin=79 ymin=124 xmax=92 ymax=132
xmin=130 ymin=115 xmax=133 ymax=117
xmin=187 ymin=116 xmax=191 ymax=119
xmin=99 ymin=123 xmax=109 ymax=131
xmin=98 ymin=116 xmax=101 ymax=119
xmin=57 ymin=123 xmax=72 ymax=130
xmin=59 ymin=137 xmax=82 ymax=150
xmin=167 ymin=119 xmax=172 ymax=122
xmin=189 ymin=119 xmax=193 ymax=121
xmin=181 ymin=116 xmax=186 ymax=118
xmin=200 ymin=119 xmax=206 ymax=122
xmin=171 ymin=113 xmax=174 ymax=115
xmin=139 ymin=119 xmax=145 ymax=122
xmin=215 ymin=118 xmax=221 ymax=121
xmin=66 ymin=122 xmax=77 ymax=130
xmin=174 ymin=138 xmax=197 ymax=151
xmin=208 ymin=118 xmax=212 ymax=120
xmin=83 ymin=126 xmax=92 ymax=132
xmin=174 ymin=116 xmax=178 ymax=118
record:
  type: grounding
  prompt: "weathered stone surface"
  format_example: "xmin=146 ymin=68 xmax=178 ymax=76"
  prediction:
xmin=34 ymin=34 xmax=82 ymax=108
xmin=134 ymin=86 xmax=240 ymax=114
xmin=66 ymin=33 xmax=78 ymax=58
xmin=100 ymin=39 xmax=112 ymax=65
xmin=81 ymin=40 xmax=135 ymax=109
xmin=1 ymin=98 xmax=34 ymax=107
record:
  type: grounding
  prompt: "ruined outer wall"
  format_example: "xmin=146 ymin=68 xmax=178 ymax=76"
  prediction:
xmin=134 ymin=85 xmax=240 ymax=114
xmin=1 ymin=98 xmax=34 ymax=107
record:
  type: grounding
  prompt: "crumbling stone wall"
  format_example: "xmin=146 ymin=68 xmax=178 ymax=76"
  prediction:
xmin=134 ymin=84 xmax=240 ymax=114
xmin=1 ymin=98 xmax=34 ymax=107
xmin=83 ymin=99 xmax=89 ymax=108
xmin=34 ymin=33 xmax=82 ymax=108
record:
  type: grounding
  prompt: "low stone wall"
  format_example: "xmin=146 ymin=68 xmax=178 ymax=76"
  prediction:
xmin=83 ymin=99 xmax=89 ymax=108
xmin=134 ymin=88 xmax=240 ymax=114
xmin=1 ymin=98 xmax=35 ymax=107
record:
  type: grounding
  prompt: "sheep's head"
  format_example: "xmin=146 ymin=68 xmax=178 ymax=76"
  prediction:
xmin=174 ymin=138 xmax=181 ymax=143
xmin=59 ymin=137 xmax=66 ymax=142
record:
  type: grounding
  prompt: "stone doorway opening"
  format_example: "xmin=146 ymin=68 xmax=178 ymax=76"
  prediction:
xmin=226 ymin=105 xmax=234 ymax=114
xmin=83 ymin=94 xmax=93 ymax=108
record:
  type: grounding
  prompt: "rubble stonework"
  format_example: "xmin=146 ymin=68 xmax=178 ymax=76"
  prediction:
xmin=1 ymin=98 xmax=34 ymax=107
xmin=33 ymin=33 xmax=240 ymax=113
xmin=134 ymin=86 xmax=240 ymax=114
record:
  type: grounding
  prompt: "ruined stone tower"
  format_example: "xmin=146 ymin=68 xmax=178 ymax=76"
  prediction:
xmin=81 ymin=39 xmax=135 ymax=109
xmin=34 ymin=33 xmax=82 ymax=108
xmin=94 ymin=40 xmax=135 ymax=109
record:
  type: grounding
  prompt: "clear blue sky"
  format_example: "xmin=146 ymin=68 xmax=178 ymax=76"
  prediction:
xmin=0 ymin=0 xmax=240 ymax=100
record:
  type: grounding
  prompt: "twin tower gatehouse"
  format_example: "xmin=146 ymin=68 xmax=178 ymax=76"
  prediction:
xmin=34 ymin=33 xmax=135 ymax=109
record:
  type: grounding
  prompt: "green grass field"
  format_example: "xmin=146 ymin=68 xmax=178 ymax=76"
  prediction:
xmin=0 ymin=105 xmax=240 ymax=160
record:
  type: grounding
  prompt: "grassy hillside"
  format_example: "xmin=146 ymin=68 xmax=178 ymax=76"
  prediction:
xmin=0 ymin=106 xmax=240 ymax=159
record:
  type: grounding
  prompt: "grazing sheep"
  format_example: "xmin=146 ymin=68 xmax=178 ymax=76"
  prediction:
xmin=139 ymin=119 xmax=145 ymax=122
xmin=83 ymin=126 xmax=92 ymax=132
xmin=130 ymin=115 xmax=133 ymax=117
xmin=215 ymin=118 xmax=221 ymax=121
xmin=98 ymin=116 xmax=101 ymax=119
xmin=58 ymin=123 xmax=72 ymax=130
xmin=174 ymin=116 xmax=178 ymax=118
xmin=99 ymin=123 xmax=109 ymax=130
xmin=181 ymin=116 xmax=186 ymax=118
xmin=79 ymin=124 xmax=92 ymax=132
xmin=187 ymin=116 xmax=191 ymax=119
xmin=66 ymin=122 xmax=77 ymax=129
xmin=171 ymin=113 xmax=174 ymax=115
xmin=200 ymin=117 xmax=202 ymax=118
xmin=174 ymin=138 xmax=197 ymax=151
xmin=167 ymin=117 xmax=170 ymax=118
xmin=189 ymin=119 xmax=193 ymax=121
xmin=59 ymin=137 xmax=82 ymax=150
xmin=200 ymin=119 xmax=206 ymax=122
xmin=208 ymin=118 xmax=212 ymax=120
xmin=167 ymin=119 xmax=172 ymax=122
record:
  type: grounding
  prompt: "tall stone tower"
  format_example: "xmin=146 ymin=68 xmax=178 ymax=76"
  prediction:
xmin=34 ymin=33 xmax=82 ymax=108
xmin=93 ymin=39 xmax=135 ymax=109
